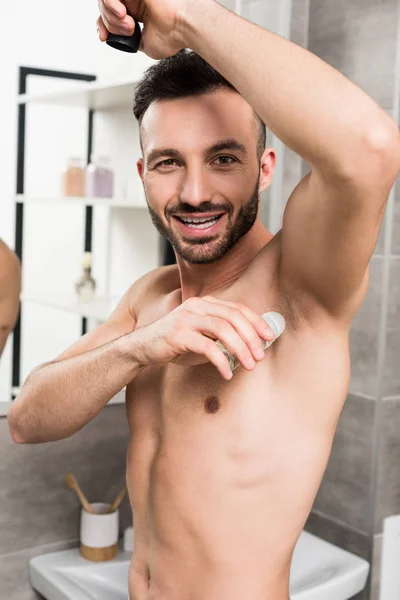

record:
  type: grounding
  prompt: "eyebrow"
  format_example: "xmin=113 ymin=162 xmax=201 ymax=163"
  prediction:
xmin=146 ymin=139 xmax=248 ymax=165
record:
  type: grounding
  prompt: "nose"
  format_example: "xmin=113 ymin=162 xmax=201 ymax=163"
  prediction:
xmin=179 ymin=165 xmax=213 ymax=208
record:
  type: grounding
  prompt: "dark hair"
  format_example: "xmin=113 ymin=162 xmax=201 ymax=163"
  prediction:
xmin=133 ymin=49 xmax=267 ymax=162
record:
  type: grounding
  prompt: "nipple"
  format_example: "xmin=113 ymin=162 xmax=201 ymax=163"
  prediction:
xmin=204 ymin=396 xmax=220 ymax=414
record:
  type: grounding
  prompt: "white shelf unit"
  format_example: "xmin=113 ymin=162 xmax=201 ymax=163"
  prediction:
xmin=20 ymin=292 xmax=123 ymax=322
xmin=16 ymin=194 xmax=148 ymax=209
xmin=17 ymin=77 xmax=139 ymax=111
xmin=8 ymin=69 xmax=161 ymax=412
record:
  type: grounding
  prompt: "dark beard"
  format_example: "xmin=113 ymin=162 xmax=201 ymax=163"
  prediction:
xmin=144 ymin=177 xmax=260 ymax=265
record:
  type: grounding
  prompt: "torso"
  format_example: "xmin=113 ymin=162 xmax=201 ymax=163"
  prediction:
xmin=125 ymin=231 xmax=359 ymax=600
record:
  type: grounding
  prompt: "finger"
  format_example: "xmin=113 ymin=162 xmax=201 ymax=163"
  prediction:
xmin=103 ymin=5 xmax=135 ymax=31
xmin=202 ymin=296 xmax=275 ymax=340
xmin=193 ymin=314 xmax=259 ymax=371
xmin=194 ymin=299 xmax=267 ymax=363
xmin=100 ymin=3 xmax=135 ymax=35
xmin=102 ymin=0 xmax=127 ymax=18
xmin=97 ymin=16 xmax=109 ymax=42
xmin=185 ymin=331 xmax=233 ymax=380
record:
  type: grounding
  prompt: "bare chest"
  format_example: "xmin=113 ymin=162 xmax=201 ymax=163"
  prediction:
xmin=127 ymin=267 xmax=351 ymax=446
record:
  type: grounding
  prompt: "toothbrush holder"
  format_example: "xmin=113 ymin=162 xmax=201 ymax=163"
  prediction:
xmin=80 ymin=502 xmax=119 ymax=561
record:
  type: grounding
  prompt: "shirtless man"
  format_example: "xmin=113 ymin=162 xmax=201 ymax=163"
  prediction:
xmin=8 ymin=1 xmax=400 ymax=598
xmin=0 ymin=240 xmax=21 ymax=360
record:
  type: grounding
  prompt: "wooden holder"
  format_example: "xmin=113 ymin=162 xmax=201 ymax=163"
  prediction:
xmin=80 ymin=502 xmax=119 ymax=561
xmin=80 ymin=542 xmax=118 ymax=562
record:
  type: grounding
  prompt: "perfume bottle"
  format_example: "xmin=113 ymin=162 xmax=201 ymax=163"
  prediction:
xmin=75 ymin=252 xmax=96 ymax=302
xmin=61 ymin=157 xmax=86 ymax=197
xmin=85 ymin=155 xmax=114 ymax=198
xmin=216 ymin=312 xmax=286 ymax=373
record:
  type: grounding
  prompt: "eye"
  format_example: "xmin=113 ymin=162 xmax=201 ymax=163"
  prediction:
xmin=155 ymin=159 xmax=178 ymax=168
xmin=154 ymin=156 xmax=237 ymax=169
xmin=215 ymin=156 xmax=237 ymax=165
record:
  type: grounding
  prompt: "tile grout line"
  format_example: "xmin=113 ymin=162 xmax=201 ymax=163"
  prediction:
xmin=310 ymin=509 xmax=370 ymax=538
xmin=0 ymin=538 xmax=79 ymax=560
xmin=348 ymin=391 xmax=378 ymax=401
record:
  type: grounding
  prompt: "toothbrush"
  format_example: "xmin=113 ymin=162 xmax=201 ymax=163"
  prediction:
xmin=65 ymin=473 xmax=94 ymax=514
xmin=107 ymin=484 xmax=128 ymax=514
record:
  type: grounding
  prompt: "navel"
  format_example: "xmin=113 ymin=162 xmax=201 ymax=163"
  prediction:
xmin=204 ymin=396 xmax=220 ymax=414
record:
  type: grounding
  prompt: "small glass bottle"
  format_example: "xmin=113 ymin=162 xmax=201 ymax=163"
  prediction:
xmin=85 ymin=155 xmax=114 ymax=198
xmin=75 ymin=252 xmax=96 ymax=302
xmin=216 ymin=312 xmax=286 ymax=373
xmin=61 ymin=157 xmax=86 ymax=197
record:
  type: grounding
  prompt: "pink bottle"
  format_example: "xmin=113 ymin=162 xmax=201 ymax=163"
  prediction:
xmin=85 ymin=155 xmax=114 ymax=198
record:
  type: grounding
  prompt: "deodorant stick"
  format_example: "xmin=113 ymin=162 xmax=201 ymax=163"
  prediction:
xmin=215 ymin=312 xmax=286 ymax=372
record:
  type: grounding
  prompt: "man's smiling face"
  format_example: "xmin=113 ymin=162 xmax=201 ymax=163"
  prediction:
xmin=136 ymin=90 xmax=275 ymax=264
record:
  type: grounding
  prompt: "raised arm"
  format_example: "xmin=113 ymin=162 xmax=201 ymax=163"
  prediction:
xmin=97 ymin=0 xmax=400 ymax=322
xmin=176 ymin=1 xmax=400 ymax=323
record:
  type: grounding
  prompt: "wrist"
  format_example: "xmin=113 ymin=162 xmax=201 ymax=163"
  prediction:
xmin=118 ymin=329 xmax=148 ymax=376
xmin=174 ymin=0 xmax=216 ymax=51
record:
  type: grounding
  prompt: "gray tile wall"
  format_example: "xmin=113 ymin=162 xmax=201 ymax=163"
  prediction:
xmin=305 ymin=510 xmax=371 ymax=561
xmin=312 ymin=394 xmax=375 ymax=533
xmin=374 ymin=398 xmax=400 ymax=533
xmin=371 ymin=534 xmax=382 ymax=600
xmin=0 ymin=405 xmax=132 ymax=599
xmin=308 ymin=0 xmax=398 ymax=112
xmin=384 ymin=259 xmax=400 ymax=397
xmin=305 ymin=0 xmax=400 ymax=598
xmin=393 ymin=174 xmax=400 ymax=254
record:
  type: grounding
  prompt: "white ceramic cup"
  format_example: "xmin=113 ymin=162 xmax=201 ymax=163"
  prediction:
xmin=80 ymin=502 xmax=119 ymax=549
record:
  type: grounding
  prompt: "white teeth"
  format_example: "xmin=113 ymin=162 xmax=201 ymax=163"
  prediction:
xmin=183 ymin=217 xmax=219 ymax=229
xmin=182 ymin=217 xmax=217 ymax=224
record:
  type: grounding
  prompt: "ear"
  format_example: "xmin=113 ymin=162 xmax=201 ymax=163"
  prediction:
xmin=137 ymin=158 xmax=144 ymax=181
xmin=259 ymin=148 xmax=277 ymax=193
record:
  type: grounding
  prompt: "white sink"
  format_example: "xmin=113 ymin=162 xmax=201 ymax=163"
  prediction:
xmin=290 ymin=531 xmax=369 ymax=599
xmin=29 ymin=531 xmax=369 ymax=600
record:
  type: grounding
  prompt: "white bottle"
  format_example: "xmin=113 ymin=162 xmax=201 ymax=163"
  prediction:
xmin=216 ymin=312 xmax=286 ymax=372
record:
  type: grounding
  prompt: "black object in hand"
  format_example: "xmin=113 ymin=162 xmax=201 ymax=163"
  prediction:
xmin=106 ymin=18 xmax=142 ymax=53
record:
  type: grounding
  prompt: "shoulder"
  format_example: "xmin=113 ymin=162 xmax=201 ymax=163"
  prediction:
xmin=127 ymin=264 xmax=179 ymax=320
xmin=0 ymin=241 xmax=21 ymax=290
xmin=0 ymin=240 xmax=20 ymax=267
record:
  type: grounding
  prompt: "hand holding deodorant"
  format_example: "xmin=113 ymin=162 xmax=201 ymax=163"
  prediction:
xmin=215 ymin=312 xmax=286 ymax=373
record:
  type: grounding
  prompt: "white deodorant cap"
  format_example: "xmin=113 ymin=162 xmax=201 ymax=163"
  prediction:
xmin=261 ymin=312 xmax=286 ymax=339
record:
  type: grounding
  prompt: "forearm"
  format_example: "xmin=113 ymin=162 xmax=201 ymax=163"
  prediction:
xmin=8 ymin=331 xmax=144 ymax=444
xmin=177 ymin=1 xmax=398 ymax=173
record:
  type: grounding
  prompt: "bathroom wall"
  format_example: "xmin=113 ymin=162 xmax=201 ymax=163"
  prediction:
xmin=0 ymin=406 xmax=132 ymax=600
xmin=292 ymin=1 xmax=400 ymax=599
xmin=371 ymin=8 xmax=400 ymax=593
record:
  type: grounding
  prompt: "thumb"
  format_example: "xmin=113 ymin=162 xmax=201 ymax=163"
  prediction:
xmin=97 ymin=16 xmax=109 ymax=42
